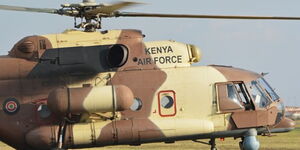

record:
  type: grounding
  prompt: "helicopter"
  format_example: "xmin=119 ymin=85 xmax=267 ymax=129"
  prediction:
xmin=0 ymin=0 xmax=297 ymax=150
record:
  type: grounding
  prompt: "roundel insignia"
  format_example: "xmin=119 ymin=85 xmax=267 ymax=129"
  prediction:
xmin=3 ymin=98 xmax=20 ymax=115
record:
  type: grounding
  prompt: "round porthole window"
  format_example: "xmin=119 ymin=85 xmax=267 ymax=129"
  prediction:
xmin=130 ymin=98 xmax=143 ymax=111
xmin=161 ymin=96 xmax=174 ymax=109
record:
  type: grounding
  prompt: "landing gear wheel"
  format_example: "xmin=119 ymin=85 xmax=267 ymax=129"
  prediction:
xmin=239 ymin=129 xmax=260 ymax=150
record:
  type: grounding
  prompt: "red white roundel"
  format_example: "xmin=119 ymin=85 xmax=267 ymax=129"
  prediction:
xmin=3 ymin=98 xmax=20 ymax=115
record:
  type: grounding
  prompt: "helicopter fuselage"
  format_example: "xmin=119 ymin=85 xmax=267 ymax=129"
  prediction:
xmin=0 ymin=29 xmax=294 ymax=150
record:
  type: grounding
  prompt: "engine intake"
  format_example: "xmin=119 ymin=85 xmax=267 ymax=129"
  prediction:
xmin=107 ymin=44 xmax=128 ymax=68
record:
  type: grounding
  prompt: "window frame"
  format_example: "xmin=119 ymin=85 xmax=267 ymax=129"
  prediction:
xmin=215 ymin=81 xmax=254 ymax=113
xmin=158 ymin=90 xmax=177 ymax=117
xmin=257 ymin=78 xmax=280 ymax=101
xmin=248 ymin=80 xmax=273 ymax=109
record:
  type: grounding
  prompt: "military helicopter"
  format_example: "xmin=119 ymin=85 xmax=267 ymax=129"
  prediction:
xmin=0 ymin=0 xmax=297 ymax=150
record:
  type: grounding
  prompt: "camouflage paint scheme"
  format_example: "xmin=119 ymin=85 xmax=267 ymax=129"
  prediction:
xmin=0 ymin=29 xmax=295 ymax=150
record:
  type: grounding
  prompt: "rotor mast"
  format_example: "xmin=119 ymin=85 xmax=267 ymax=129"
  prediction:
xmin=62 ymin=0 xmax=102 ymax=32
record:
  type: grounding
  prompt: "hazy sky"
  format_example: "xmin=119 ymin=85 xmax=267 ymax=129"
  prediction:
xmin=0 ymin=0 xmax=299 ymax=106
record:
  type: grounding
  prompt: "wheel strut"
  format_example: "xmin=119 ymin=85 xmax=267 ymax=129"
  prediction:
xmin=209 ymin=138 xmax=217 ymax=150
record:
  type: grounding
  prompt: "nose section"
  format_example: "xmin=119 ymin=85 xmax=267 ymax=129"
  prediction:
xmin=276 ymin=117 xmax=296 ymax=128
xmin=270 ymin=117 xmax=296 ymax=133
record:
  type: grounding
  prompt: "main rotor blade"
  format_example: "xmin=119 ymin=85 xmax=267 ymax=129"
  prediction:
xmin=0 ymin=5 xmax=58 ymax=14
xmin=86 ymin=2 xmax=142 ymax=16
xmin=116 ymin=12 xmax=300 ymax=20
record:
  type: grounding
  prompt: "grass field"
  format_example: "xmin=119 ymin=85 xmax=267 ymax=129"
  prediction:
xmin=1 ymin=121 xmax=299 ymax=150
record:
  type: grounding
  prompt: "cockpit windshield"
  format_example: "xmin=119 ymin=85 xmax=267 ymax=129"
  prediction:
xmin=257 ymin=78 xmax=280 ymax=101
xmin=248 ymin=77 xmax=280 ymax=108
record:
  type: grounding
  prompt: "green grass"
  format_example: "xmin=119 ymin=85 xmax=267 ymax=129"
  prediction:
xmin=1 ymin=121 xmax=299 ymax=150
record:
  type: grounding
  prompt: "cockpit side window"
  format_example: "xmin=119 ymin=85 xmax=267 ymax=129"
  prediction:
xmin=216 ymin=82 xmax=254 ymax=112
xmin=234 ymin=82 xmax=253 ymax=110
xmin=227 ymin=84 xmax=243 ymax=108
